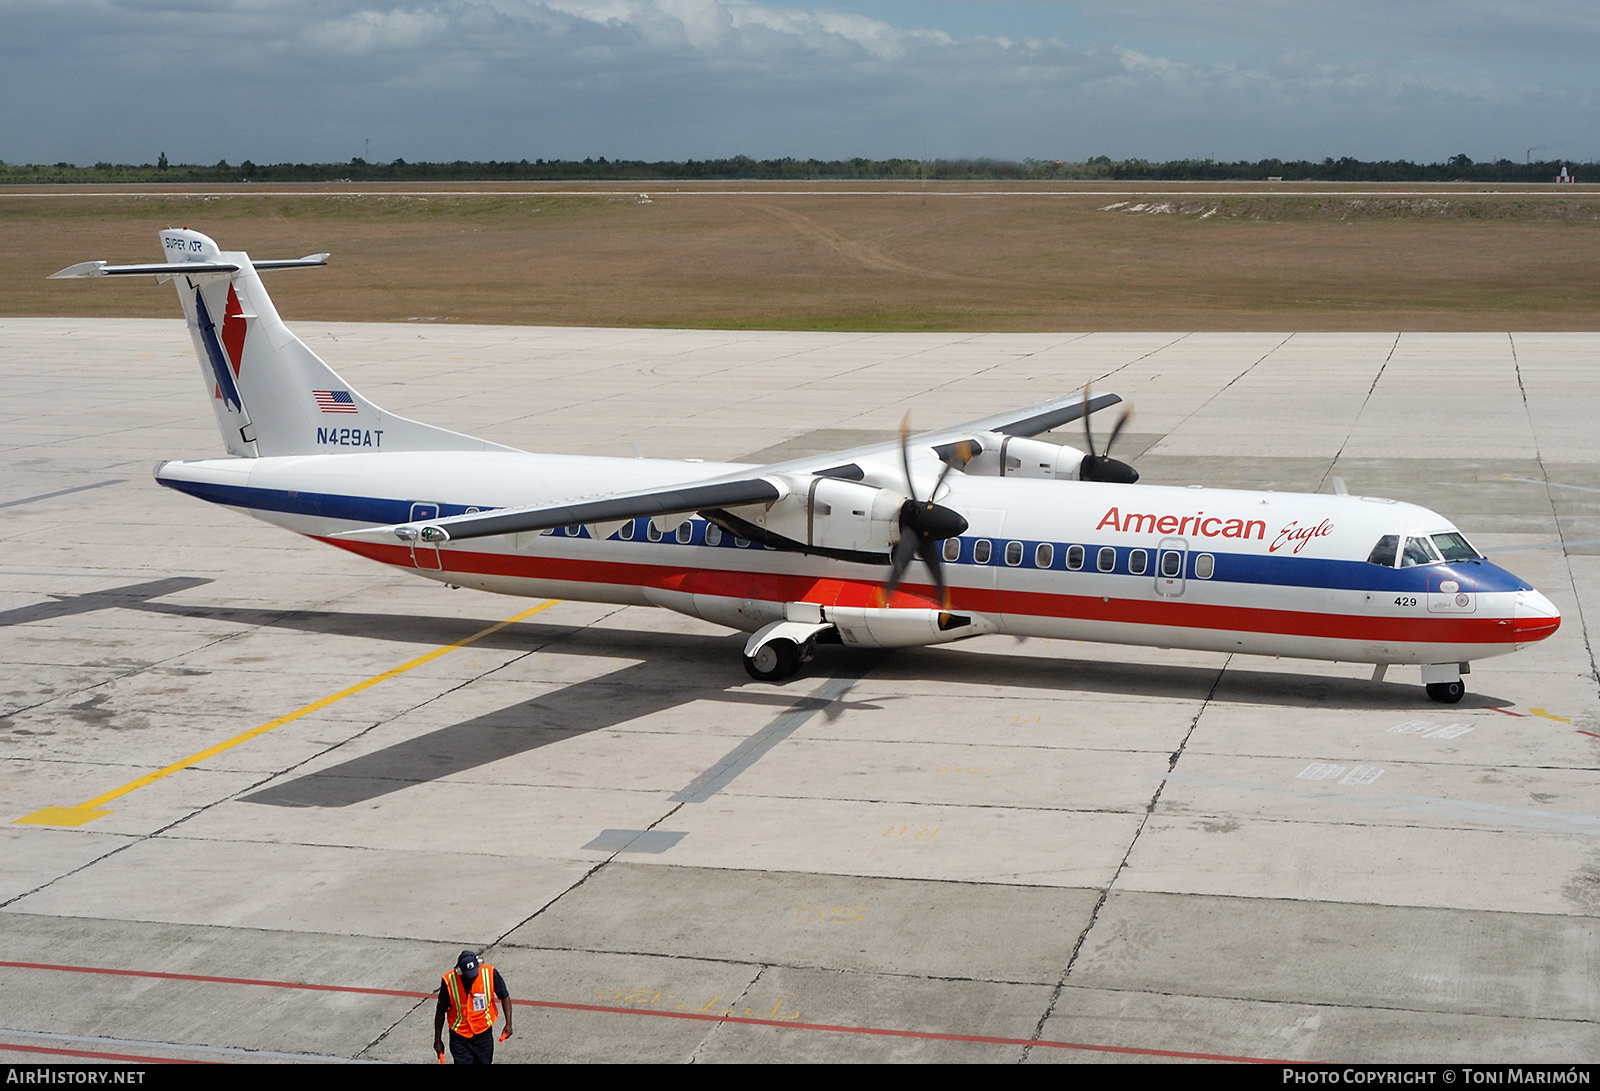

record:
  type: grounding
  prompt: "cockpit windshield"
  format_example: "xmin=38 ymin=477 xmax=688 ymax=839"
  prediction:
xmin=1367 ymin=532 xmax=1481 ymax=567
xmin=1366 ymin=535 xmax=1399 ymax=567
xmin=1430 ymin=532 xmax=1482 ymax=562
xmin=1400 ymin=536 xmax=1441 ymax=567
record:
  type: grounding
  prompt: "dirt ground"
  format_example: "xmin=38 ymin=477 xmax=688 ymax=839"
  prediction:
xmin=5 ymin=182 xmax=1597 ymax=330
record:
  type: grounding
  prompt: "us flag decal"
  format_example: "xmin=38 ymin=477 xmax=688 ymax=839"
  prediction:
xmin=312 ymin=389 xmax=359 ymax=413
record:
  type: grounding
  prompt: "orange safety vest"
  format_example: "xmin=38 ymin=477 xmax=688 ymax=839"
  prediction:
xmin=443 ymin=964 xmax=499 ymax=1037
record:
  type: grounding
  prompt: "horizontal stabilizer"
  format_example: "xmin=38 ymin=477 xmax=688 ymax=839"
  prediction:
xmin=48 ymin=255 xmax=327 ymax=279
xmin=339 ymin=477 xmax=785 ymax=543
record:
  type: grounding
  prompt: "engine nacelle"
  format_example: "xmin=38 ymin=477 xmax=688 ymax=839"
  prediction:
xmin=962 ymin=433 xmax=1084 ymax=480
xmin=723 ymin=476 xmax=904 ymax=556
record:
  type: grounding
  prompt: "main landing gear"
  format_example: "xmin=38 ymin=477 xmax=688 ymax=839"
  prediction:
xmin=743 ymin=638 xmax=801 ymax=682
xmin=742 ymin=619 xmax=835 ymax=683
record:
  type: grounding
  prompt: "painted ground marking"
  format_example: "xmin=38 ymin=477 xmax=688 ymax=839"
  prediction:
xmin=1390 ymin=720 xmax=1472 ymax=739
xmin=0 ymin=960 xmax=1292 ymax=1063
xmin=12 ymin=600 xmax=561 ymax=826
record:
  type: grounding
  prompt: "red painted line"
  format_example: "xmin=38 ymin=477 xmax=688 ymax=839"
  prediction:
xmin=1491 ymin=707 xmax=1528 ymax=716
xmin=0 ymin=960 xmax=424 ymax=999
xmin=0 ymin=1040 xmax=206 ymax=1064
xmin=1578 ymin=730 xmax=1600 ymax=739
xmin=322 ymin=535 xmax=1556 ymax=648
xmin=1 ymin=959 xmax=1288 ymax=1064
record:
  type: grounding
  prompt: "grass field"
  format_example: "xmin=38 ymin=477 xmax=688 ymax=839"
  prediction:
xmin=4 ymin=182 xmax=1597 ymax=330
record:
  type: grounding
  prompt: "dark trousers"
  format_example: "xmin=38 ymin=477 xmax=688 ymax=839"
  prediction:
xmin=449 ymin=1029 xmax=495 ymax=1064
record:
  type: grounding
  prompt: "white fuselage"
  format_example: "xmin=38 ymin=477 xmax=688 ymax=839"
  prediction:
xmin=155 ymin=450 xmax=1562 ymax=667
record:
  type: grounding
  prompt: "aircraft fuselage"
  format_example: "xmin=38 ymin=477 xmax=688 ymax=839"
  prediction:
xmin=155 ymin=451 xmax=1559 ymax=668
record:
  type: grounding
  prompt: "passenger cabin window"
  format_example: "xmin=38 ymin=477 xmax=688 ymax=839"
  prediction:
xmin=1401 ymin=535 xmax=1441 ymax=567
xmin=1097 ymin=546 xmax=1116 ymax=572
xmin=974 ymin=539 xmax=993 ymax=564
xmin=1431 ymin=532 xmax=1480 ymax=562
xmin=1195 ymin=553 xmax=1215 ymax=579
xmin=619 ymin=520 xmax=635 ymax=541
xmin=1005 ymin=541 xmax=1024 ymax=566
xmin=1129 ymin=549 xmax=1149 ymax=575
xmin=1160 ymin=550 xmax=1182 ymax=577
xmin=944 ymin=538 xmax=961 ymax=562
xmin=1066 ymin=544 xmax=1085 ymax=571
xmin=705 ymin=524 xmax=722 ymax=546
xmin=647 ymin=523 xmax=663 ymax=542
xmin=676 ymin=522 xmax=693 ymax=544
xmin=1366 ymin=535 xmax=1399 ymax=567
xmin=566 ymin=524 xmax=582 ymax=536
xmin=1035 ymin=543 xmax=1054 ymax=568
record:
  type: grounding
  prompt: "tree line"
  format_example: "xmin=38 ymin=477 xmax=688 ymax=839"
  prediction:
xmin=0 ymin=153 xmax=1587 ymax=184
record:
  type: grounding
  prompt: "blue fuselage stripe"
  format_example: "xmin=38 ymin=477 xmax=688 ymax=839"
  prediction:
xmin=158 ymin=477 xmax=1533 ymax=596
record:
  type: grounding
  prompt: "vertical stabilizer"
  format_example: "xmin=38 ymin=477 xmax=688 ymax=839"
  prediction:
xmin=156 ymin=229 xmax=518 ymax=457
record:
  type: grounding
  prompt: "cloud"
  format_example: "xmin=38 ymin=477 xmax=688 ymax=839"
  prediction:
xmin=0 ymin=0 xmax=1593 ymax=164
xmin=1064 ymin=0 xmax=1600 ymax=64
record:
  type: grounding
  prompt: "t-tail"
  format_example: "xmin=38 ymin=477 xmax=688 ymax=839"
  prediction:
xmin=50 ymin=229 xmax=515 ymax=457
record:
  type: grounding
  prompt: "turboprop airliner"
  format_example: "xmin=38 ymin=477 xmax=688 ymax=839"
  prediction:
xmin=52 ymin=230 xmax=1561 ymax=703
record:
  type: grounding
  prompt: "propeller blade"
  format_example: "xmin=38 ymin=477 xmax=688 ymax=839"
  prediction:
xmin=883 ymin=414 xmax=969 ymax=605
xmin=1104 ymin=406 xmax=1132 ymax=457
xmin=1082 ymin=381 xmax=1098 ymax=458
xmin=930 ymin=442 xmax=961 ymax=500
xmin=1077 ymin=383 xmax=1139 ymax=483
xmin=915 ymin=534 xmax=951 ymax=609
xmin=882 ymin=526 xmax=921 ymax=599
xmin=898 ymin=413 xmax=920 ymax=503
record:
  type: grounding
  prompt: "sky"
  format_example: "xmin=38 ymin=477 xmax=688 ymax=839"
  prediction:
xmin=2 ymin=0 xmax=1597 ymax=166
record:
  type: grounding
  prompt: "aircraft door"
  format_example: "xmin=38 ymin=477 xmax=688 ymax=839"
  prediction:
xmin=409 ymin=502 xmax=442 ymax=570
xmin=1155 ymin=537 xmax=1187 ymax=597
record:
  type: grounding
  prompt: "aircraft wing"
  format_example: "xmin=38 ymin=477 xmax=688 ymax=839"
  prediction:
xmin=338 ymin=390 xmax=1122 ymax=543
xmin=748 ymin=389 xmax=1123 ymax=479
xmin=942 ymin=390 xmax=1122 ymax=439
xmin=338 ymin=477 xmax=784 ymax=544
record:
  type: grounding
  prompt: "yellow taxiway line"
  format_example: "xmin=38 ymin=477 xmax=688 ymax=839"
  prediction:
xmin=14 ymin=600 xmax=561 ymax=827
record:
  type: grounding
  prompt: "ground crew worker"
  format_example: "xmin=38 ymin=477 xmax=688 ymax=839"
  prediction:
xmin=433 ymin=950 xmax=512 ymax=1064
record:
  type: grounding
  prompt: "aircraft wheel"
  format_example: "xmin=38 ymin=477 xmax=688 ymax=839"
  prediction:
xmin=744 ymin=639 xmax=799 ymax=682
xmin=1425 ymin=680 xmax=1465 ymax=704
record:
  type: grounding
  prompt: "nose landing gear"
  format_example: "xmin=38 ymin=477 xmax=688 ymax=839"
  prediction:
xmin=1422 ymin=663 xmax=1467 ymax=704
xmin=1425 ymin=680 xmax=1465 ymax=704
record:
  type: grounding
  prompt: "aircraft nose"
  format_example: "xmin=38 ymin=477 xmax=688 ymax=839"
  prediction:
xmin=1513 ymin=589 xmax=1561 ymax=645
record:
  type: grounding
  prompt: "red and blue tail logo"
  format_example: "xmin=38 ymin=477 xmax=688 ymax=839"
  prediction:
xmin=196 ymin=285 xmax=248 ymax=413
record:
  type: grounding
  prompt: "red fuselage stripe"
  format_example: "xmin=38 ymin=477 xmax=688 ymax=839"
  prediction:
xmin=320 ymin=537 xmax=1555 ymax=647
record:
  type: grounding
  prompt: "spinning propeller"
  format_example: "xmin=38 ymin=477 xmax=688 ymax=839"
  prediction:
xmin=1078 ymin=382 xmax=1139 ymax=483
xmin=882 ymin=417 xmax=970 ymax=607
